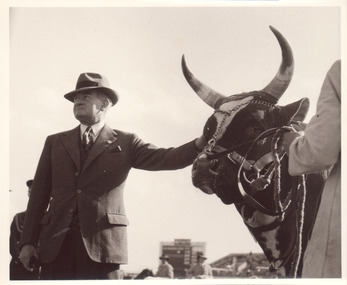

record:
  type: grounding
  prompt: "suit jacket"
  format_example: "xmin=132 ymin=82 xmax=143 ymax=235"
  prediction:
xmin=21 ymin=124 xmax=199 ymax=264
xmin=288 ymin=60 xmax=341 ymax=277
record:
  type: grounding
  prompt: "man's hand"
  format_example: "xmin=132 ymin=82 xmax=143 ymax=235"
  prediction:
xmin=195 ymin=135 xmax=208 ymax=151
xmin=19 ymin=244 xmax=39 ymax=271
xmin=291 ymin=121 xmax=306 ymax=132
xmin=283 ymin=132 xmax=302 ymax=154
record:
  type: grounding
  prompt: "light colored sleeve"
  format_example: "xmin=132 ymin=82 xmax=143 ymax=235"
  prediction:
xmin=186 ymin=265 xmax=194 ymax=275
xmin=288 ymin=60 xmax=341 ymax=176
xmin=206 ymin=265 xmax=213 ymax=277
xmin=168 ymin=264 xmax=174 ymax=278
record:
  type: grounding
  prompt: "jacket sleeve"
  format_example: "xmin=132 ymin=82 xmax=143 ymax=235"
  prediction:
xmin=20 ymin=137 xmax=53 ymax=247
xmin=288 ymin=60 xmax=341 ymax=176
xmin=131 ymin=134 xmax=200 ymax=170
xmin=168 ymin=264 xmax=174 ymax=278
xmin=10 ymin=214 xmax=20 ymax=258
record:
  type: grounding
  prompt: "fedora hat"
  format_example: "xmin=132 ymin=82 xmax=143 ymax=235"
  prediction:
xmin=159 ymin=254 xmax=170 ymax=260
xmin=197 ymin=253 xmax=207 ymax=260
xmin=64 ymin=73 xmax=119 ymax=106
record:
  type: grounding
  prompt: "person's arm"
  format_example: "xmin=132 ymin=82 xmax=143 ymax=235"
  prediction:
xmin=10 ymin=215 xmax=20 ymax=259
xmin=19 ymin=137 xmax=53 ymax=270
xmin=168 ymin=265 xmax=174 ymax=278
xmin=186 ymin=265 xmax=194 ymax=278
xmin=207 ymin=265 xmax=213 ymax=277
xmin=131 ymin=133 xmax=201 ymax=170
xmin=284 ymin=60 xmax=341 ymax=176
xmin=199 ymin=264 xmax=213 ymax=279
xmin=18 ymin=244 xmax=39 ymax=271
xmin=195 ymin=135 xmax=207 ymax=151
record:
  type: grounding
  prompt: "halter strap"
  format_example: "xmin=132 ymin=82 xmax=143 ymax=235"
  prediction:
xmin=236 ymin=127 xmax=293 ymax=216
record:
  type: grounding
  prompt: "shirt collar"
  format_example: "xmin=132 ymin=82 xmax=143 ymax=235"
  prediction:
xmin=80 ymin=121 xmax=105 ymax=138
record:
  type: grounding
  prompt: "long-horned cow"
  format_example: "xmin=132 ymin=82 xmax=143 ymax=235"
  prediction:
xmin=183 ymin=26 xmax=326 ymax=277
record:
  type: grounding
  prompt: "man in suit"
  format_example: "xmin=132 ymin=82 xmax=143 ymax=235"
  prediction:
xmin=18 ymin=72 xmax=207 ymax=280
xmin=186 ymin=253 xmax=213 ymax=279
xmin=10 ymin=180 xmax=40 ymax=280
xmin=156 ymin=254 xmax=174 ymax=278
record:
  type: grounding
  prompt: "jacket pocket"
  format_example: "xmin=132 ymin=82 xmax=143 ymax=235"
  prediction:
xmin=107 ymin=213 xmax=129 ymax=226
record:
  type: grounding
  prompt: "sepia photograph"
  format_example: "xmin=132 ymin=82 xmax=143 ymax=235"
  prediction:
xmin=2 ymin=0 xmax=345 ymax=284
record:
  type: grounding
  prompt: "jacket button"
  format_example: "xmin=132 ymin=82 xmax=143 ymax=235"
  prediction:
xmin=77 ymin=189 xmax=82 ymax=194
xmin=75 ymin=172 xmax=79 ymax=176
xmin=69 ymin=208 xmax=74 ymax=213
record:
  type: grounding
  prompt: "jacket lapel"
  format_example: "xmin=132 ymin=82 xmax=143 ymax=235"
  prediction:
xmin=82 ymin=124 xmax=118 ymax=173
xmin=60 ymin=126 xmax=81 ymax=171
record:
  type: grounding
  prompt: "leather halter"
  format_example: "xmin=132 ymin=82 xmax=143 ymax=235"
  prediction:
xmin=237 ymin=127 xmax=294 ymax=216
xmin=203 ymin=127 xmax=294 ymax=216
xmin=201 ymin=123 xmax=305 ymax=276
xmin=200 ymin=98 xmax=295 ymax=215
xmin=204 ymin=127 xmax=300 ymax=272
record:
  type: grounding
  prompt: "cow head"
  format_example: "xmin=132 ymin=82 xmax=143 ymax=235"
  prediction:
xmin=183 ymin=27 xmax=328 ymax=277
xmin=184 ymin=26 xmax=309 ymax=205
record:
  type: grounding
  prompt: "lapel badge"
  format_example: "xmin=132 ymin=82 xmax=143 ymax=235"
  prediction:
xmin=107 ymin=137 xmax=117 ymax=144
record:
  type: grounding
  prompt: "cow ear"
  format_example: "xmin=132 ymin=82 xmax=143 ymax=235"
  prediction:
xmin=283 ymin=98 xmax=310 ymax=123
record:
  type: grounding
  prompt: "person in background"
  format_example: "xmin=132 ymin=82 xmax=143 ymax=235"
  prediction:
xmin=18 ymin=72 xmax=207 ymax=280
xmin=10 ymin=179 xmax=39 ymax=280
xmin=186 ymin=253 xmax=213 ymax=279
xmin=156 ymin=254 xmax=174 ymax=279
xmin=283 ymin=60 xmax=341 ymax=278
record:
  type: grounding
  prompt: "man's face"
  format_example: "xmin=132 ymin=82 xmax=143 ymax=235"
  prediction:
xmin=73 ymin=90 xmax=106 ymax=125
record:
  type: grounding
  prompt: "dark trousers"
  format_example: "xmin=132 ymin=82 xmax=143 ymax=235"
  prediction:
xmin=10 ymin=259 xmax=40 ymax=280
xmin=40 ymin=225 xmax=121 ymax=280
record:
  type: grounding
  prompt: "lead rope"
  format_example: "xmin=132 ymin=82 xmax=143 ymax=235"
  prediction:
xmin=291 ymin=176 xmax=306 ymax=278
xmin=271 ymin=128 xmax=291 ymax=221
xmin=270 ymin=126 xmax=306 ymax=277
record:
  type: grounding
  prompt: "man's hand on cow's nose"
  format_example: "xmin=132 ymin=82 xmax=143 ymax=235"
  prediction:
xmin=195 ymin=135 xmax=208 ymax=151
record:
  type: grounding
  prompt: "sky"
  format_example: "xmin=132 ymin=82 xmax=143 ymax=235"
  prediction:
xmin=2 ymin=0 xmax=345 ymax=280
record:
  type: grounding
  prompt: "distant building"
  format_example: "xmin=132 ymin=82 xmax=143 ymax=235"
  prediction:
xmin=209 ymin=252 xmax=282 ymax=278
xmin=160 ymin=239 xmax=206 ymax=278
xmin=159 ymin=240 xmax=282 ymax=279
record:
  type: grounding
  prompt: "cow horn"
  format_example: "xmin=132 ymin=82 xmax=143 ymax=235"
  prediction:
xmin=262 ymin=26 xmax=294 ymax=101
xmin=182 ymin=55 xmax=226 ymax=109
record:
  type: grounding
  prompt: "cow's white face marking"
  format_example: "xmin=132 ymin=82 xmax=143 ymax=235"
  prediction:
xmin=241 ymin=206 xmax=277 ymax=228
xmin=240 ymin=205 xmax=281 ymax=259
xmin=260 ymin=229 xmax=281 ymax=259
xmin=213 ymin=96 xmax=254 ymax=141
xmin=251 ymin=110 xmax=266 ymax=121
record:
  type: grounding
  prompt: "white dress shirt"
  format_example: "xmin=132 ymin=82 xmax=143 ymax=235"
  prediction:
xmin=80 ymin=121 xmax=105 ymax=142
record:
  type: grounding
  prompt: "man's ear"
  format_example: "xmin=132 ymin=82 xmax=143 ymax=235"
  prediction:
xmin=282 ymin=98 xmax=310 ymax=124
xmin=102 ymin=98 xmax=111 ymax=110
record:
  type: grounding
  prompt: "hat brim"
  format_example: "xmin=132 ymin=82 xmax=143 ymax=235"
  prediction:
xmin=64 ymin=86 xmax=119 ymax=106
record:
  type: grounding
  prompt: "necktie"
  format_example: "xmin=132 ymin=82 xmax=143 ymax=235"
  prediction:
xmin=82 ymin=126 xmax=94 ymax=151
